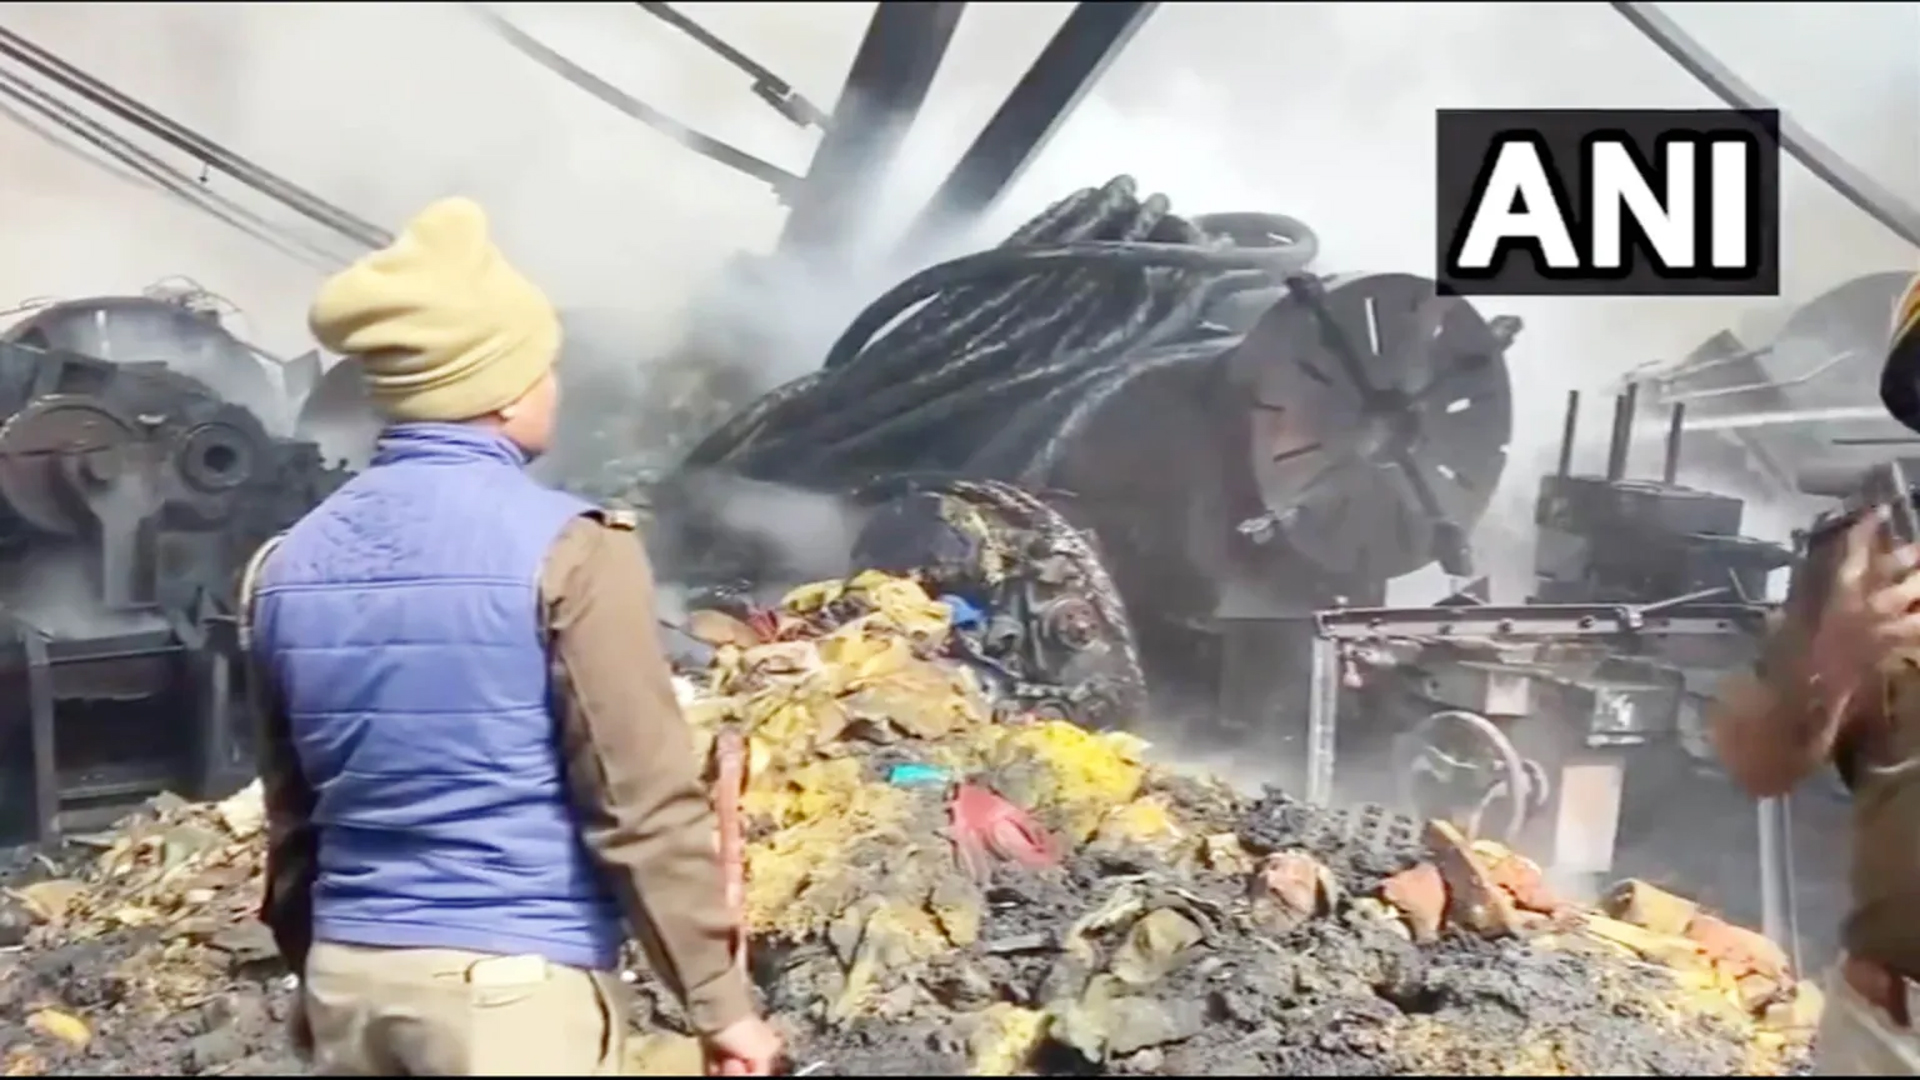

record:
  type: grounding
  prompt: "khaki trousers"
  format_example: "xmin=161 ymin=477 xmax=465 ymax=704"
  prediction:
xmin=1818 ymin=960 xmax=1920 ymax=1076
xmin=303 ymin=941 xmax=627 ymax=1076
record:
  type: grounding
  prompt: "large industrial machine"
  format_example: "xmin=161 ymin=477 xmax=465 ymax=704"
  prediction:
xmin=652 ymin=173 xmax=1518 ymax=731
xmin=0 ymin=293 xmax=349 ymax=844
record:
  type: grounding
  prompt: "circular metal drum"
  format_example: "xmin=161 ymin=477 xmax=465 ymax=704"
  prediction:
xmin=2 ymin=297 xmax=287 ymax=433
xmin=1228 ymin=273 xmax=1514 ymax=582
xmin=0 ymin=395 xmax=138 ymax=536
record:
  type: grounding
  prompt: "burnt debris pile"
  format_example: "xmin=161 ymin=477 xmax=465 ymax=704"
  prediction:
xmin=3 ymin=572 xmax=1818 ymax=1076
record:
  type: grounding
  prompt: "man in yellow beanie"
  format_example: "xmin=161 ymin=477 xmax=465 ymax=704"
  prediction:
xmin=1706 ymin=271 xmax=1920 ymax=1075
xmin=241 ymin=198 xmax=782 ymax=1076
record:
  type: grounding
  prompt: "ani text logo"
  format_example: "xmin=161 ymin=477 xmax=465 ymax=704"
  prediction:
xmin=1435 ymin=108 xmax=1780 ymax=297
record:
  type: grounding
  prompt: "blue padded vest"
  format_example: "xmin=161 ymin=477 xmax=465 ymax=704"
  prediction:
xmin=254 ymin=422 xmax=622 ymax=969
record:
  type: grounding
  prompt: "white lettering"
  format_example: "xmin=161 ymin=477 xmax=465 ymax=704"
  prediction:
xmin=1455 ymin=141 xmax=1579 ymax=271
xmin=1589 ymin=140 xmax=1693 ymax=270
xmin=1709 ymin=140 xmax=1750 ymax=268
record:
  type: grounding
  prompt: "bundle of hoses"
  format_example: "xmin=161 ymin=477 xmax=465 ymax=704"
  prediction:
xmin=681 ymin=175 xmax=1319 ymax=492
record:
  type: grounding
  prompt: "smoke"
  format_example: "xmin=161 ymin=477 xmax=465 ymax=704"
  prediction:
xmin=3 ymin=3 xmax=1909 ymax=430
xmin=0 ymin=545 xmax=168 ymax=640
xmin=0 ymin=5 xmax=1912 ymax=607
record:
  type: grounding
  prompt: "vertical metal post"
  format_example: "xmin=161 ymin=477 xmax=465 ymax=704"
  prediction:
xmin=775 ymin=2 xmax=968 ymax=260
xmin=22 ymin=627 xmax=58 ymax=844
xmin=197 ymin=648 xmax=232 ymax=796
xmin=1305 ymin=632 xmax=1339 ymax=805
xmin=1756 ymin=794 xmax=1800 ymax=967
xmin=898 ymin=1 xmax=1158 ymax=259
xmin=1605 ymin=384 xmax=1638 ymax=482
xmin=1556 ymin=390 xmax=1580 ymax=477
xmin=1662 ymin=402 xmax=1687 ymax=484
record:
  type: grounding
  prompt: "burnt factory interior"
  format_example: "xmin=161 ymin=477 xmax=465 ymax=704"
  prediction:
xmin=2 ymin=0 xmax=1918 ymax=988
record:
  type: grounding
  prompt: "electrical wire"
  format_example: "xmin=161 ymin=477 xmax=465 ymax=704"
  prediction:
xmin=684 ymin=175 xmax=1318 ymax=493
xmin=0 ymin=64 xmax=350 ymax=272
xmin=0 ymin=25 xmax=391 ymax=251
xmin=467 ymin=3 xmax=804 ymax=194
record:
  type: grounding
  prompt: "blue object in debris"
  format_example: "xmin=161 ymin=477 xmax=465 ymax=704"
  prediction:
xmin=940 ymin=594 xmax=986 ymax=631
xmin=888 ymin=764 xmax=954 ymax=788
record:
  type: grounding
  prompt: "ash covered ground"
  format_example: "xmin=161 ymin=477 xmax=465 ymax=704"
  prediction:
xmin=0 ymin=574 xmax=1819 ymax=1077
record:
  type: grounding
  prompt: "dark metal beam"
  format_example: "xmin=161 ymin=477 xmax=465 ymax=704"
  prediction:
xmin=898 ymin=1 xmax=1158 ymax=261
xmin=775 ymin=2 xmax=968 ymax=259
xmin=1611 ymin=1 xmax=1920 ymax=250
xmin=469 ymin=4 xmax=803 ymax=194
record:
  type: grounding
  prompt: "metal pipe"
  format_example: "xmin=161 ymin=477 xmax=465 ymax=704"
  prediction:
xmin=1611 ymin=2 xmax=1920 ymax=251
xmin=1756 ymin=795 xmax=1800 ymax=966
xmin=1661 ymin=403 xmax=1686 ymax=484
xmin=1556 ymin=390 xmax=1580 ymax=477
xmin=1605 ymin=384 xmax=1638 ymax=482
xmin=1304 ymin=634 xmax=1340 ymax=806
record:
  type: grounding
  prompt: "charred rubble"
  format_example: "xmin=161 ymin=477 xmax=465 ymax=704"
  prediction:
xmin=2 ymin=573 xmax=1818 ymax=1077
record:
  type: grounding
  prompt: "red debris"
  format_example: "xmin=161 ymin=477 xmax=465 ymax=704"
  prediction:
xmin=948 ymin=783 xmax=1059 ymax=882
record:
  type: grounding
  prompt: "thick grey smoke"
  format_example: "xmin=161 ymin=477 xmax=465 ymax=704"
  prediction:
xmin=0 ymin=1 xmax=1913 ymax=593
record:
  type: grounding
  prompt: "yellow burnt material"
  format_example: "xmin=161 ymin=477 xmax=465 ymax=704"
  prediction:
xmin=0 ymin=570 xmax=1819 ymax=1076
xmin=677 ymin=574 xmax=1816 ymax=1070
xmin=683 ymin=573 xmax=1166 ymax=947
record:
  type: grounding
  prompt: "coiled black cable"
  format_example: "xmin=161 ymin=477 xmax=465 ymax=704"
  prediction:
xmin=683 ymin=175 xmax=1318 ymax=492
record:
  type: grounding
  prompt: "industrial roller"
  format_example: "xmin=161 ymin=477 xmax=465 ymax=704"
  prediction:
xmin=1228 ymin=274 xmax=1515 ymax=583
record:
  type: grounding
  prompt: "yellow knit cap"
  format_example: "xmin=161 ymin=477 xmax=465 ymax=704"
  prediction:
xmin=308 ymin=197 xmax=561 ymax=422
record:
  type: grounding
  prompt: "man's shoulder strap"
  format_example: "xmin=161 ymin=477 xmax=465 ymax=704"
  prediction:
xmin=237 ymin=533 xmax=287 ymax=655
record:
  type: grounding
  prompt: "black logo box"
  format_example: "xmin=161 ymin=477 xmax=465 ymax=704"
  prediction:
xmin=1435 ymin=108 xmax=1781 ymax=298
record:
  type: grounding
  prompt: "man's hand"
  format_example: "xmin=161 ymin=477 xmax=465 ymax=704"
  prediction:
xmin=1808 ymin=509 xmax=1920 ymax=705
xmin=703 ymin=1016 xmax=784 ymax=1077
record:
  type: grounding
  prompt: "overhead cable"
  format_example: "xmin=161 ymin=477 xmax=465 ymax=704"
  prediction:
xmin=0 ymin=64 xmax=350 ymax=272
xmin=0 ymin=25 xmax=392 ymax=251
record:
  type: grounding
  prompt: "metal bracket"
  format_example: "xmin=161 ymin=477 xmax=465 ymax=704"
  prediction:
xmin=1313 ymin=601 xmax=1770 ymax=643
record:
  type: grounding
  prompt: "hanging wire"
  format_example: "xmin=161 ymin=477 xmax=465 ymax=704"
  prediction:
xmin=0 ymin=63 xmax=352 ymax=272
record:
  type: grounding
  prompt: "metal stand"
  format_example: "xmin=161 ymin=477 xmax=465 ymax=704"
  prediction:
xmin=1307 ymin=602 xmax=1768 ymax=794
xmin=11 ymin=627 xmax=213 ymax=843
xmin=1305 ymin=599 xmax=1790 ymax=943
xmin=1757 ymin=795 xmax=1803 ymax=972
